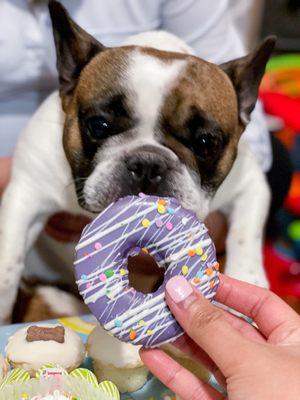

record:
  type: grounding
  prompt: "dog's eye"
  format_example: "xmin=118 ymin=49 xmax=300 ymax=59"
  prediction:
xmin=86 ymin=116 xmax=110 ymax=140
xmin=192 ymin=132 xmax=221 ymax=159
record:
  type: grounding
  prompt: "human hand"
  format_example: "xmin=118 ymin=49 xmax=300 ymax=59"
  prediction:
xmin=141 ymin=274 xmax=300 ymax=400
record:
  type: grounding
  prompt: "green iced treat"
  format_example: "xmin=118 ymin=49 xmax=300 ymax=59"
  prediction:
xmin=99 ymin=380 xmax=120 ymax=400
xmin=0 ymin=368 xmax=30 ymax=389
xmin=70 ymin=368 xmax=98 ymax=387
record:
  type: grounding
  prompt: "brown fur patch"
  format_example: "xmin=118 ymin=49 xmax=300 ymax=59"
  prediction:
xmin=161 ymin=58 xmax=238 ymax=139
xmin=62 ymin=47 xmax=131 ymax=172
xmin=158 ymin=56 xmax=240 ymax=188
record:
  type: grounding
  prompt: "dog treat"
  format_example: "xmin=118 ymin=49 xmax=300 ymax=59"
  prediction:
xmin=26 ymin=326 xmax=65 ymax=344
xmin=5 ymin=324 xmax=85 ymax=375
xmin=74 ymin=194 xmax=219 ymax=347
xmin=0 ymin=365 xmax=120 ymax=400
xmin=87 ymin=325 xmax=148 ymax=393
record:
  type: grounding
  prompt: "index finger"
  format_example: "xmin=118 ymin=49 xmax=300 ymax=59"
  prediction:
xmin=140 ymin=348 xmax=224 ymax=400
xmin=216 ymin=274 xmax=300 ymax=339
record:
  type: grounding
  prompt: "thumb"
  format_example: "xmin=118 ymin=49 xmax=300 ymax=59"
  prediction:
xmin=165 ymin=276 xmax=252 ymax=375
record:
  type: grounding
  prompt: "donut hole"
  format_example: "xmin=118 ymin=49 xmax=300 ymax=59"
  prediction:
xmin=127 ymin=250 xmax=165 ymax=294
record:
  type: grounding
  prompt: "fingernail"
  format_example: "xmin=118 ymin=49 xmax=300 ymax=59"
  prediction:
xmin=166 ymin=276 xmax=194 ymax=304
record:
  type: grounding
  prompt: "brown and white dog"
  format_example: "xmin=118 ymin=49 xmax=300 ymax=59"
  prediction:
xmin=0 ymin=1 xmax=275 ymax=323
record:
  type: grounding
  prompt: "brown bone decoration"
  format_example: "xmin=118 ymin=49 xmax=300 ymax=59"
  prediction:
xmin=26 ymin=325 xmax=65 ymax=343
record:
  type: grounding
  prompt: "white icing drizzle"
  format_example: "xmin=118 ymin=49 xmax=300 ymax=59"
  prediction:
xmin=75 ymin=195 xmax=219 ymax=347
xmin=75 ymin=203 xmax=158 ymax=250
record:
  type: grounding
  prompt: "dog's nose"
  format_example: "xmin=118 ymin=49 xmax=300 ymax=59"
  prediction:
xmin=126 ymin=156 xmax=167 ymax=185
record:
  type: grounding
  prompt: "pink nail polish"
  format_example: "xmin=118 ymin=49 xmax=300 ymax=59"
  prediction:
xmin=166 ymin=276 xmax=193 ymax=304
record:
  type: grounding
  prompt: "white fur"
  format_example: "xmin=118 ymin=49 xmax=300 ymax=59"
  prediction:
xmin=127 ymin=51 xmax=186 ymax=133
xmin=0 ymin=31 xmax=269 ymax=323
xmin=122 ymin=30 xmax=195 ymax=55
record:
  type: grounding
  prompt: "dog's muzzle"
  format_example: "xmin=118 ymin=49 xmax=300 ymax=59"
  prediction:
xmin=124 ymin=145 xmax=176 ymax=193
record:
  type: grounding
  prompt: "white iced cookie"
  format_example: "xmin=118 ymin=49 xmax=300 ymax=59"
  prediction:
xmin=87 ymin=325 xmax=149 ymax=393
xmin=5 ymin=324 xmax=85 ymax=376
xmin=0 ymin=354 xmax=9 ymax=382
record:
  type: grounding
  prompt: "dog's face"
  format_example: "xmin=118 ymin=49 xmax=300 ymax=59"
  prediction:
xmin=49 ymin=2 xmax=275 ymax=219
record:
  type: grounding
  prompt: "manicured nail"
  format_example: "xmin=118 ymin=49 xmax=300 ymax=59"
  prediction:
xmin=166 ymin=276 xmax=194 ymax=304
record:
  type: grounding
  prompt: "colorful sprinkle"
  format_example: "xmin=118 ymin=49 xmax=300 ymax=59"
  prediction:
xmin=165 ymin=221 xmax=173 ymax=231
xmin=157 ymin=204 xmax=166 ymax=214
xmin=167 ymin=207 xmax=175 ymax=215
xmin=114 ymin=319 xmax=123 ymax=328
xmin=81 ymin=274 xmax=87 ymax=281
xmin=99 ymin=273 xmax=107 ymax=282
xmin=196 ymin=270 xmax=204 ymax=278
xmin=181 ymin=217 xmax=188 ymax=225
xmin=106 ymin=290 xmax=115 ymax=300
xmin=181 ymin=265 xmax=189 ymax=275
xmin=142 ymin=247 xmax=149 ymax=254
xmin=138 ymin=320 xmax=145 ymax=326
xmin=120 ymin=268 xmax=127 ymax=275
xmin=105 ymin=269 xmax=114 ymax=278
xmin=206 ymin=267 xmax=214 ymax=276
xmin=129 ymin=330 xmax=137 ymax=340
xmin=147 ymin=329 xmax=154 ymax=335
xmin=193 ymin=277 xmax=201 ymax=284
xmin=155 ymin=218 xmax=163 ymax=228
xmin=95 ymin=242 xmax=102 ymax=250
xmin=196 ymin=246 xmax=203 ymax=256
xmin=142 ymin=218 xmax=150 ymax=228
xmin=86 ymin=282 xmax=92 ymax=289
xmin=188 ymin=249 xmax=196 ymax=257
xmin=201 ymin=254 xmax=208 ymax=261
xmin=158 ymin=199 xmax=167 ymax=205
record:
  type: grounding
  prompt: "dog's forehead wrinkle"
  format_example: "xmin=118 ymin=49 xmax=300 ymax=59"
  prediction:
xmin=93 ymin=135 xmax=179 ymax=165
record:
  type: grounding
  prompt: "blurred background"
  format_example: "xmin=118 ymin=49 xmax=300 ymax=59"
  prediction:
xmin=233 ymin=0 xmax=300 ymax=311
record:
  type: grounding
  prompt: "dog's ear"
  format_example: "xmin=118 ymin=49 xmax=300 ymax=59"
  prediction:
xmin=220 ymin=36 xmax=276 ymax=127
xmin=48 ymin=1 xmax=105 ymax=108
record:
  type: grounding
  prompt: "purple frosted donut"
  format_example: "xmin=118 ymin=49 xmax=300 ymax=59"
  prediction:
xmin=74 ymin=194 xmax=219 ymax=348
